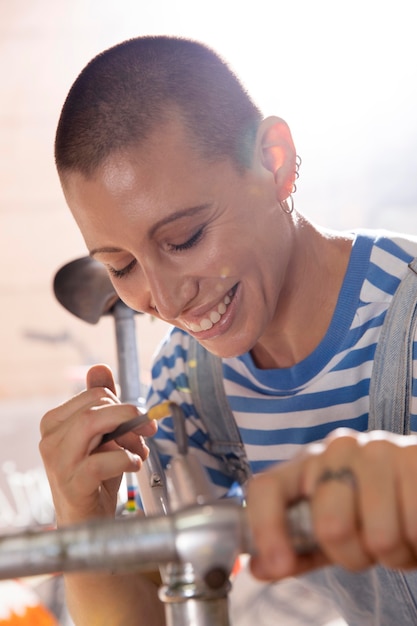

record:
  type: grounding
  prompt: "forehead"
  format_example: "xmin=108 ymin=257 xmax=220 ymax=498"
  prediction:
xmin=63 ymin=120 xmax=200 ymax=207
xmin=99 ymin=117 xmax=204 ymax=191
xmin=67 ymin=116 xmax=215 ymax=198
xmin=61 ymin=119 xmax=246 ymax=249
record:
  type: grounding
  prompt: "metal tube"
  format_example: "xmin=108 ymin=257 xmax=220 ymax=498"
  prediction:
xmin=0 ymin=500 xmax=313 ymax=582
xmin=0 ymin=513 xmax=177 ymax=580
xmin=163 ymin=597 xmax=230 ymax=626
xmin=112 ymin=301 xmax=170 ymax=516
xmin=113 ymin=301 xmax=142 ymax=405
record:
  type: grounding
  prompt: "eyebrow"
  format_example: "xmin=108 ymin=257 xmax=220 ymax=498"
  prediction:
xmin=90 ymin=203 xmax=210 ymax=258
xmin=90 ymin=246 xmax=123 ymax=257
xmin=148 ymin=203 xmax=210 ymax=237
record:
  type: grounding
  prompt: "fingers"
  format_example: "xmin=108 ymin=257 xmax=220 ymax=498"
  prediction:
xmin=73 ymin=401 xmax=155 ymax=456
xmin=39 ymin=363 xmax=157 ymax=525
xmin=87 ymin=363 xmax=117 ymax=394
xmin=41 ymin=395 xmax=155 ymax=470
xmin=247 ymin=469 xmax=298 ymax=580
xmin=398 ymin=445 xmax=417 ymax=566
xmin=247 ymin=429 xmax=417 ymax=582
xmin=40 ymin=363 xmax=119 ymax=439
xmin=110 ymin=429 xmax=155 ymax=459
xmin=247 ymin=457 xmax=327 ymax=580
xmin=305 ymin=432 xmax=417 ymax=571
xmin=71 ymin=448 xmax=143 ymax=502
xmin=358 ymin=437 xmax=417 ymax=569
xmin=85 ymin=364 xmax=158 ymax=443
xmin=307 ymin=439 xmax=373 ymax=571
xmin=41 ymin=363 xmax=156 ymax=447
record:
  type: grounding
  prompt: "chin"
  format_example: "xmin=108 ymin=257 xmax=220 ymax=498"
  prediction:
xmin=202 ymin=335 xmax=255 ymax=360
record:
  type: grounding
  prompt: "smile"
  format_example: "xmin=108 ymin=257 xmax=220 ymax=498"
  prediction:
xmin=184 ymin=286 xmax=237 ymax=333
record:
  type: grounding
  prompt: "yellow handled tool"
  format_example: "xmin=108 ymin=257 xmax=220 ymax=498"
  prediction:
xmin=101 ymin=401 xmax=172 ymax=444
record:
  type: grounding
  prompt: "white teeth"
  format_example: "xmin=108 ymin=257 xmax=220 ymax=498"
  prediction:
xmin=210 ymin=311 xmax=221 ymax=324
xmin=189 ymin=323 xmax=201 ymax=332
xmin=185 ymin=290 xmax=235 ymax=334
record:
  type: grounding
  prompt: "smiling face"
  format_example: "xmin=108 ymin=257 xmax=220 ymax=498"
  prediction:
xmin=62 ymin=116 xmax=295 ymax=359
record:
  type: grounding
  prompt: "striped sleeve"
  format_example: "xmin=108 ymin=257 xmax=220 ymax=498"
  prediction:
xmin=147 ymin=328 xmax=235 ymax=493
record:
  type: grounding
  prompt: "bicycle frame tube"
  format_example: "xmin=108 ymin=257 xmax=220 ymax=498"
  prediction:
xmin=0 ymin=501 xmax=248 ymax=578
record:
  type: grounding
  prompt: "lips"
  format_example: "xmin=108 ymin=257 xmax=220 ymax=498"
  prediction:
xmin=184 ymin=285 xmax=238 ymax=333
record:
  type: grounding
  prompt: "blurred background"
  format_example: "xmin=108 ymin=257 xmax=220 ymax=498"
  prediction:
xmin=0 ymin=0 xmax=416 ymax=620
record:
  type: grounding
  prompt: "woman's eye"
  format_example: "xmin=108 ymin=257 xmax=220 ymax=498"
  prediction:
xmin=169 ymin=227 xmax=204 ymax=252
xmin=108 ymin=258 xmax=137 ymax=279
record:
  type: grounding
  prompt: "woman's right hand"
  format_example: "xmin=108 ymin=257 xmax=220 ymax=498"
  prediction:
xmin=39 ymin=363 xmax=157 ymax=526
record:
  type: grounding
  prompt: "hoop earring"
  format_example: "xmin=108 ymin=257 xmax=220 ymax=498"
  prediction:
xmin=277 ymin=154 xmax=301 ymax=214
xmin=279 ymin=195 xmax=294 ymax=214
xmin=292 ymin=154 xmax=302 ymax=193
xmin=295 ymin=154 xmax=302 ymax=178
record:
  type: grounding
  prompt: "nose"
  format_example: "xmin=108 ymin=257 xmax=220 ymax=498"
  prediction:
xmin=143 ymin=264 xmax=197 ymax=321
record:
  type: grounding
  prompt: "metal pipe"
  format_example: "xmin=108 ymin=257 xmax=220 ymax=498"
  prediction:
xmin=112 ymin=301 xmax=170 ymax=516
xmin=0 ymin=500 xmax=313 ymax=581
xmin=113 ymin=301 xmax=142 ymax=405
xmin=162 ymin=595 xmax=230 ymax=626
xmin=0 ymin=513 xmax=176 ymax=580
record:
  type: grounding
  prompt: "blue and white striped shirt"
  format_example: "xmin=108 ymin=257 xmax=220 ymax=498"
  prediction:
xmin=147 ymin=230 xmax=417 ymax=493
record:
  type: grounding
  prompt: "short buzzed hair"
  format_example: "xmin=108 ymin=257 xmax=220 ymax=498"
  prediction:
xmin=55 ymin=36 xmax=263 ymax=177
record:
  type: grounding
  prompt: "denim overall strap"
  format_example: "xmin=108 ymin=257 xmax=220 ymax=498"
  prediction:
xmin=187 ymin=337 xmax=252 ymax=485
xmin=306 ymin=259 xmax=417 ymax=624
xmin=369 ymin=258 xmax=417 ymax=435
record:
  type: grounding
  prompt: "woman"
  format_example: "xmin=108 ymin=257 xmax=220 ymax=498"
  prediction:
xmin=40 ymin=36 xmax=417 ymax=625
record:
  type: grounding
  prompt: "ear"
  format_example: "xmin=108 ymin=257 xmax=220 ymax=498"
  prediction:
xmin=255 ymin=116 xmax=297 ymax=202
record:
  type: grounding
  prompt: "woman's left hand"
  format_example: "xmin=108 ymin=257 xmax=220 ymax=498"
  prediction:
xmin=247 ymin=428 xmax=417 ymax=580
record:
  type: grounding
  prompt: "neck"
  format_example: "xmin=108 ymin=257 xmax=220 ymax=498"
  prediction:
xmin=251 ymin=216 xmax=353 ymax=369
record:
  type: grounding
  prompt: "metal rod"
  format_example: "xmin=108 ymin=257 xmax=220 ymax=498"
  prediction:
xmin=112 ymin=301 xmax=170 ymax=516
xmin=0 ymin=513 xmax=176 ymax=580
xmin=113 ymin=300 xmax=142 ymax=404
xmin=0 ymin=500 xmax=314 ymax=581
